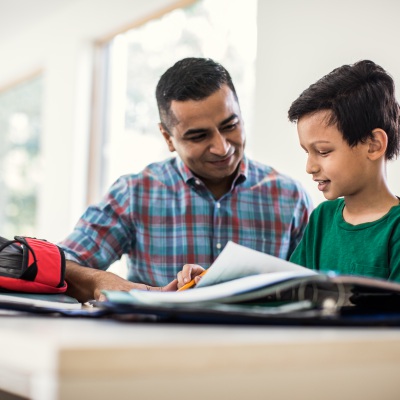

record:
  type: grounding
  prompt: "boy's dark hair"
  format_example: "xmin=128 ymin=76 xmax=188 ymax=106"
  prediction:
xmin=156 ymin=57 xmax=238 ymax=133
xmin=288 ymin=60 xmax=400 ymax=160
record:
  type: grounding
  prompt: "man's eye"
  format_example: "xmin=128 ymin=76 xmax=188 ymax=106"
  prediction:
xmin=318 ymin=150 xmax=331 ymax=156
xmin=189 ymin=134 xmax=206 ymax=141
xmin=222 ymin=123 xmax=237 ymax=131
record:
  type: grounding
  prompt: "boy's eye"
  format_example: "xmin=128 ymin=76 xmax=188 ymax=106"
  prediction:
xmin=318 ymin=150 xmax=331 ymax=156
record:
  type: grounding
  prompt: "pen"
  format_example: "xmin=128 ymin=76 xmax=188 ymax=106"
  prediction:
xmin=177 ymin=269 xmax=208 ymax=291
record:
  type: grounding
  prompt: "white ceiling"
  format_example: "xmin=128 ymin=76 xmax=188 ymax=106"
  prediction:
xmin=0 ymin=0 xmax=78 ymax=39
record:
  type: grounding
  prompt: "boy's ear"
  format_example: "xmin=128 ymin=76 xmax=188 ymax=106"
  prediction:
xmin=367 ymin=128 xmax=388 ymax=160
xmin=159 ymin=123 xmax=176 ymax=152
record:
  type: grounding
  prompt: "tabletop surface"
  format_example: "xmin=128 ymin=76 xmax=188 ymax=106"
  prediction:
xmin=1 ymin=316 xmax=400 ymax=400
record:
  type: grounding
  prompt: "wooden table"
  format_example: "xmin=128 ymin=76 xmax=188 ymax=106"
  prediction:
xmin=0 ymin=316 xmax=400 ymax=400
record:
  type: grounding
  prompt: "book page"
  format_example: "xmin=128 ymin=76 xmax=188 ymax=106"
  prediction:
xmin=127 ymin=271 xmax=316 ymax=305
xmin=197 ymin=241 xmax=316 ymax=288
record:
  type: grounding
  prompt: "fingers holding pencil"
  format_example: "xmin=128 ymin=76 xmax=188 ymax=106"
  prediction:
xmin=177 ymin=264 xmax=206 ymax=290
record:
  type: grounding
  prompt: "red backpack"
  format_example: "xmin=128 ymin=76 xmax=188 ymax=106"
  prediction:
xmin=0 ymin=236 xmax=67 ymax=293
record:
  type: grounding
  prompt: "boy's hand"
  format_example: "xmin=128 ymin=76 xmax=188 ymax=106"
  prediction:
xmin=177 ymin=264 xmax=205 ymax=289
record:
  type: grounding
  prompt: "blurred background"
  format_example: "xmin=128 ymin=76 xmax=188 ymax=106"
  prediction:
xmin=0 ymin=0 xmax=399 ymax=244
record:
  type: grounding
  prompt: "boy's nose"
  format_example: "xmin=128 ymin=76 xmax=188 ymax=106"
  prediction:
xmin=306 ymin=156 xmax=319 ymax=174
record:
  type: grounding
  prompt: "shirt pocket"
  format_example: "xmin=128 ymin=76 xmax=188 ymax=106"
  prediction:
xmin=351 ymin=262 xmax=389 ymax=280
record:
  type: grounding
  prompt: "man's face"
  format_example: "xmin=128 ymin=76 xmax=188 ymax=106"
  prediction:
xmin=160 ymin=85 xmax=245 ymax=195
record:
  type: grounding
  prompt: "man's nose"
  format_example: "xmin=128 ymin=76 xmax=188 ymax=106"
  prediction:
xmin=210 ymin=132 xmax=230 ymax=156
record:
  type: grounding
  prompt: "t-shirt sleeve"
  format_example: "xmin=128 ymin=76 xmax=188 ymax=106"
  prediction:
xmin=288 ymin=184 xmax=314 ymax=258
xmin=289 ymin=207 xmax=319 ymax=271
xmin=389 ymin=222 xmax=400 ymax=282
xmin=289 ymin=226 xmax=309 ymax=268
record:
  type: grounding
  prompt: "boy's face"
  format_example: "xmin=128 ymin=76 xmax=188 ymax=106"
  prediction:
xmin=160 ymin=85 xmax=245 ymax=196
xmin=297 ymin=110 xmax=371 ymax=200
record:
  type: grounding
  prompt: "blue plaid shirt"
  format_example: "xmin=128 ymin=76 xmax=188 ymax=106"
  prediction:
xmin=59 ymin=156 xmax=312 ymax=285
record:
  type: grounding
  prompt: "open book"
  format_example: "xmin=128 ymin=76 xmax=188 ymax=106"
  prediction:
xmin=102 ymin=241 xmax=400 ymax=313
xmin=195 ymin=241 xmax=316 ymax=288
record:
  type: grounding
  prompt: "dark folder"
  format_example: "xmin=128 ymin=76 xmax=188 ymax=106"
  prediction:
xmin=98 ymin=274 xmax=400 ymax=326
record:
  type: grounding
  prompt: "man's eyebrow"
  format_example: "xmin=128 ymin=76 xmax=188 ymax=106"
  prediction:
xmin=220 ymin=114 xmax=239 ymax=126
xmin=182 ymin=127 xmax=208 ymax=137
xmin=182 ymin=114 xmax=239 ymax=137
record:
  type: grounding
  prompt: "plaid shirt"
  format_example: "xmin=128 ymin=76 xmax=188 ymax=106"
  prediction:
xmin=59 ymin=156 xmax=312 ymax=286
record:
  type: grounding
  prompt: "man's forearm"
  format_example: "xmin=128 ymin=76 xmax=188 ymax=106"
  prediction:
xmin=65 ymin=260 xmax=100 ymax=303
xmin=65 ymin=260 xmax=179 ymax=302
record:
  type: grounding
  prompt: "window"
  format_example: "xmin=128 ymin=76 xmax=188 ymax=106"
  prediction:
xmin=0 ymin=74 xmax=43 ymax=238
xmin=92 ymin=0 xmax=257 ymax=200
xmin=91 ymin=0 xmax=257 ymax=276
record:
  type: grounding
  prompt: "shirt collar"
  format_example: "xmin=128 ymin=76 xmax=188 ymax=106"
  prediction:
xmin=176 ymin=155 xmax=248 ymax=187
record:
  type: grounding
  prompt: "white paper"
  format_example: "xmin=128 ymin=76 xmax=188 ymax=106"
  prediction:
xmin=196 ymin=241 xmax=315 ymax=288
xmin=129 ymin=270 xmax=315 ymax=305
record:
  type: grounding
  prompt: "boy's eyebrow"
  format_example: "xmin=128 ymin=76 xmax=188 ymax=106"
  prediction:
xmin=300 ymin=140 xmax=331 ymax=150
xmin=182 ymin=114 xmax=239 ymax=137
xmin=310 ymin=140 xmax=331 ymax=145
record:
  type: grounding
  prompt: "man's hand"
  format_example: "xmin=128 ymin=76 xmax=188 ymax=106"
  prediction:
xmin=94 ymin=273 xmax=178 ymax=302
xmin=65 ymin=261 xmax=178 ymax=302
xmin=177 ymin=264 xmax=206 ymax=289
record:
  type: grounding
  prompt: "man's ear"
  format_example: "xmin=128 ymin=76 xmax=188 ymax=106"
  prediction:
xmin=367 ymin=128 xmax=388 ymax=160
xmin=159 ymin=123 xmax=175 ymax=152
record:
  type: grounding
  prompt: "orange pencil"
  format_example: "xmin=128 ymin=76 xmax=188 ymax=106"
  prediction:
xmin=177 ymin=269 xmax=208 ymax=291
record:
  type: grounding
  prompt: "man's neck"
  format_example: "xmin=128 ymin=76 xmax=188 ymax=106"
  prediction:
xmin=205 ymin=180 xmax=233 ymax=200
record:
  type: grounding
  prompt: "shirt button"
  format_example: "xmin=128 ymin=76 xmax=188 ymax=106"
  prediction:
xmin=195 ymin=180 xmax=201 ymax=185
xmin=216 ymin=243 xmax=222 ymax=249
xmin=216 ymin=202 xmax=221 ymax=208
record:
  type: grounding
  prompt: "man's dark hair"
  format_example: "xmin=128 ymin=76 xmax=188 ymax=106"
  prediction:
xmin=156 ymin=57 xmax=238 ymax=132
xmin=288 ymin=60 xmax=400 ymax=160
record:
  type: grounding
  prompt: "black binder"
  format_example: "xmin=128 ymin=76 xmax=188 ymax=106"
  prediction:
xmin=97 ymin=274 xmax=400 ymax=326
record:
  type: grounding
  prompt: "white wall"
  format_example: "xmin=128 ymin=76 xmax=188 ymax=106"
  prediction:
xmin=253 ymin=0 xmax=400 ymax=206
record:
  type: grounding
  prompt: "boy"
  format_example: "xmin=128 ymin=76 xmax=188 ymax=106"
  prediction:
xmin=288 ymin=60 xmax=400 ymax=281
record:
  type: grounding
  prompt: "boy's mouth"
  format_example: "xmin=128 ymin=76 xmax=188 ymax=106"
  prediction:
xmin=315 ymin=179 xmax=330 ymax=191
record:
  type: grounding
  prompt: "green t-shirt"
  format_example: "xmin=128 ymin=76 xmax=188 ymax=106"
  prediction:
xmin=290 ymin=198 xmax=400 ymax=282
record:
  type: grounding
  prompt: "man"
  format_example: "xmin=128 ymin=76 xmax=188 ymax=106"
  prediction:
xmin=60 ymin=57 xmax=312 ymax=302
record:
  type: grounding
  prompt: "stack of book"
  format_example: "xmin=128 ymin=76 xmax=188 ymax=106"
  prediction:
xmin=101 ymin=242 xmax=400 ymax=326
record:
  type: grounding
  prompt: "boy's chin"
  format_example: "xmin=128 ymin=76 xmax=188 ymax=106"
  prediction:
xmin=322 ymin=192 xmax=339 ymax=201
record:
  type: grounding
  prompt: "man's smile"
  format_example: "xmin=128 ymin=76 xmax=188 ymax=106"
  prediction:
xmin=207 ymin=152 xmax=235 ymax=165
